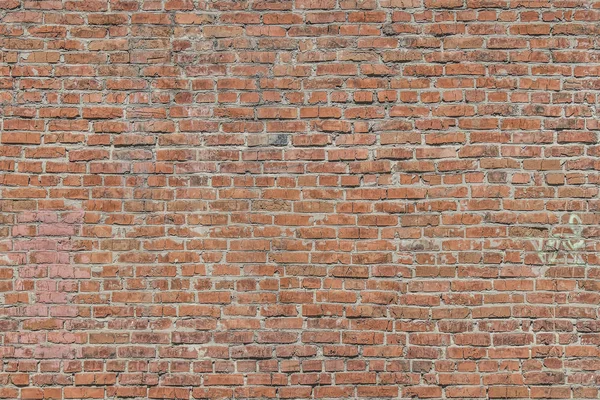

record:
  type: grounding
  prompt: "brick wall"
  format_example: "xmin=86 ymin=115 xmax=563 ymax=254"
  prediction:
xmin=1 ymin=0 xmax=600 ymax=399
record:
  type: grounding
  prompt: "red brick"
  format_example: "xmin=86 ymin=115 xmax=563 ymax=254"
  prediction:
xmin=0 ymin=2 xmax=596 ymax=399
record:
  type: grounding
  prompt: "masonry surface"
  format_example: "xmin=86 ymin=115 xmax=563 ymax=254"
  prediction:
xmin=1 ymin=0 xmax=600 ymax=399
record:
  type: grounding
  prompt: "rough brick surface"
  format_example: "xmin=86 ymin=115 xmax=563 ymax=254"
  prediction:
xmin=1 ymin=0 xmax=600 ymax=399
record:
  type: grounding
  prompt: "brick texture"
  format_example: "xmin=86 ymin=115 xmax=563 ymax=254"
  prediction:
xmin=2 ymin=0 xmax=600 ymax=399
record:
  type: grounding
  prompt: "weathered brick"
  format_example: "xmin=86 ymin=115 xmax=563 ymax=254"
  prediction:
xmin=0 ymin=2 xmax=596 ymax=399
